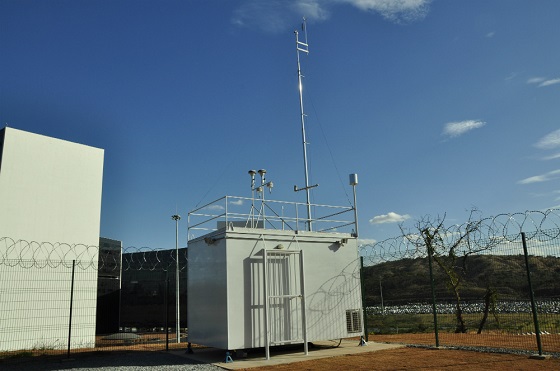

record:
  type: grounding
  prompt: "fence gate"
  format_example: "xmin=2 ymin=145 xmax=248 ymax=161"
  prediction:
xmin=262 ymin=249 xmax=308 ymax=360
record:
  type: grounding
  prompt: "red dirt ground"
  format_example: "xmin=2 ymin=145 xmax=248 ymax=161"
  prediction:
xmin=241 ymin=346 xmax=560 ymax=370
xmin=241 ymin=333 xmax=560 ymax=370
xmin=3 ymin=334 xmax=558 ymax=370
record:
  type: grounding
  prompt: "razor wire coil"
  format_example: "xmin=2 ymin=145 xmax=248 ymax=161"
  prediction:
xmin=3 ymin=209 xmax=560 ymax=270
xmin=0 ymin=237 xmax=188 ymax=271
xmin=360 ymin=209 xmax=560 ymax=265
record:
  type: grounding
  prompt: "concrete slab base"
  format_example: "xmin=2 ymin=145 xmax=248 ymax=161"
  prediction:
xmin=171 ymin=340 xmax=404 ymax=370
xmin=529 ymin=354 xmax=552 ymax=360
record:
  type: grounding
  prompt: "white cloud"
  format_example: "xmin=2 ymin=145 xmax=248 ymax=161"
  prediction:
xmin=369 ymin=212 xmax=410 ymax=224
xmin=543 ymin=153 xmax=560 ymax=161
xmin=539 ymin=78 xmax=560 ymax=87
xmin=527 ymin=76 xmax=560 ymax=87
xmin=293 ymin=0 xmax=331 ymax=21
xmin=232 ymin=1 xmax=297 ymax=33
xmin=337 ymin=0 xmax=432 ymax=23
xmin=442 ymin=120 xmax=486 ymax=138
xmin=535 ymin=129 xmax=560 ymax=150
xmin=205 ymin=204 xmax=225 ymax=211
xmin=486 ymin=31 xmax=495 ymax=38
xmin=232 ymin=0 xmax=431 ymax=32
xmin=358 ymin=238 xmax=377 ymax=246
xmin=229 ymin=199 xmax=244 ymax=206
xmin=518 ymin=169 xmax=560 ymax=185
xmin=527 ymin=77 xmax=546 ymax=84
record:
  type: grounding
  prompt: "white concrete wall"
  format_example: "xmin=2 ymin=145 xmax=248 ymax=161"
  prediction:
xmin=0 ymin=127 xmax=104 ymax=352
xmin=0 ymin=127 xmax=103 ymax=247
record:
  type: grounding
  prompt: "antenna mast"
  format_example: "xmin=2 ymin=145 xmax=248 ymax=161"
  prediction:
xmin=294 ymin=18 xmax=318 ymax=231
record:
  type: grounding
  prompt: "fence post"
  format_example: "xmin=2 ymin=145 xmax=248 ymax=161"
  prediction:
xmin=360 ymin=257 xmax=369 ymax=341
xmin=165 ymin=270 xmax=170 ymax=351
xmin=521 ymin=232 xmax=543 ymax=356
xmin=427 ymin=245 xmax=439 ymax=347
xmin=67 ymin=260 xmax=76 ymax=358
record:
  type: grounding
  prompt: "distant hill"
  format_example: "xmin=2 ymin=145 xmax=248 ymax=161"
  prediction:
xmin=362 ymin=254 xmax=560 ymax=306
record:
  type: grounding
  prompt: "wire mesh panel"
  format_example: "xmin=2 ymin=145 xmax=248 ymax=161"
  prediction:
xmin=2 ymin=210 xmax=560 ymax=360
xmin=0 ymin=260 xmax=97 ymax=352
xmin=361 ymin=225 xmax=560 ymax=356
xmin=263 ymin=249 xmax=307 ymax=358
xmin=524 ymin=231 xmax=560 ymax=354
xmin=0 ymin=245 xmax=189 ymax=358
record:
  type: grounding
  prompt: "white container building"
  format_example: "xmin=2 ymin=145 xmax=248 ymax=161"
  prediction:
xmin=187 ymin=191 xmax=363 ymax=358
xmin=188 ymin=25 xmax=364 ymax=358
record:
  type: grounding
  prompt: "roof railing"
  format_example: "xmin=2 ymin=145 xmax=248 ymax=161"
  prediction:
xmin=187 ymin=196 xmax=356 ymax=241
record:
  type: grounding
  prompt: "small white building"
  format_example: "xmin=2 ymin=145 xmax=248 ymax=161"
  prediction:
xmin=187 ymin=25 xmax=365 ymax=358
xmin=0 ymin=127 xmax=104 ymax=352
xmin=187 ymin=191 xmax=363 ymax=358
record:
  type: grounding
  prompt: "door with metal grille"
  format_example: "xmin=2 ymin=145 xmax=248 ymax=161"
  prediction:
xmin=263 ymin=249 xmax=308 ymax=359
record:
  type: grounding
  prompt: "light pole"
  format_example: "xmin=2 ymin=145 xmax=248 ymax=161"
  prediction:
xmin=349 ymin=174 xmax=359 ymax=237
xmin=171 ymin=214 xmax=181 ymax=343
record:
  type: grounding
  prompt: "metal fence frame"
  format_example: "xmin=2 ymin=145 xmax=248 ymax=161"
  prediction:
xmin=2 ymin=209 xmax=560 ymax=360
xmin=359 ymin=210 xmax=560 ymax=357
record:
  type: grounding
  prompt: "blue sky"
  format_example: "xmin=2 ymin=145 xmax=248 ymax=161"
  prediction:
xmin=1 ymin=0 xmax=559 ymax=249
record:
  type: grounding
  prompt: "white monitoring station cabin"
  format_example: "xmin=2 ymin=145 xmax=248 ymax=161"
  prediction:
xmin=187 ymin=24 xmax=364 ymax=359
xmin=187 ymin=173 xmax=363 ymax=358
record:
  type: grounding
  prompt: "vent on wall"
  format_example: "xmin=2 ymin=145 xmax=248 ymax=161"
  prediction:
xmin=346 ymin=309 xmax=362 ymax=333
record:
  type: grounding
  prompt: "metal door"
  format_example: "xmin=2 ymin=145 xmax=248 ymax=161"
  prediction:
xmin=263 ymin=249 xmax=308 ymax=359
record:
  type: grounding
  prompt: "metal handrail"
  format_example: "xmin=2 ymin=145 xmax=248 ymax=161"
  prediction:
xmin=187 ymin=195 xmax=356 ymax=240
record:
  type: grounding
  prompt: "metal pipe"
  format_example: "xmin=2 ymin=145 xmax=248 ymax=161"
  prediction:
xmin=350 ymin=174 xmax=359 ymax=237
xmin=165 ymin=271 xmax=169 ymax=351
xmin=263 ymin=249 xmax=270 ymax=360
xmin=67 ymin=260 xmax=76 ymax=358
xmin=521 ymin=232 xmax=543 ymax=356
xmin=360 ymin=257 xmax=368 ymax=342
xmin=352 ymin=185 xmax=359 ymax=237
xmin=427 ymin=242 xmax=440 ymax=347
xmin=172 ymin=214 xmax=181 ymax=343
xmin=300 ymin=251 xmax=308 ymax=355
xmin=295 ymin=29 xmax=312 ymax=231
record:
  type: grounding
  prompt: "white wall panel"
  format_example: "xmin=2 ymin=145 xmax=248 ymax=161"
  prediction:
xmin=0 ymin=128 xmax=104 ymax=352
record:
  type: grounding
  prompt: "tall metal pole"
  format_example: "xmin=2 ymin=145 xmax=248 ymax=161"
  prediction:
xmin=295 ymin=24 xmax=313 ymax=231
xmin=263 ymin=249 xmax=270 ymax=360
xmin=380 ymin=278 xmax=384 ymax=315
xmin=165 ymin=270 xmax=169 ymax=351
xmin=249 ymin=170 xmax=256 ymax=228
xmin=521 ymin=232 xmax=543 ymax=356
xmin=172 ymin=214 xmax=181 ymax=343
xmin=67 ymin=260 xmax=76 ymax=358
xmin=360 ymin=257 xmax=368 ymax=342
xmin=350 ymin=174 xmax=359 ymax=237
xmin=427 ymin=241 xmax=440 ymax=347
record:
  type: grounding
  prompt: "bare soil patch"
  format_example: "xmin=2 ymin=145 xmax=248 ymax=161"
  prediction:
xmin=239 ymin=333 xmax=560 ymax=370
xmin=241 ymin=346 xmax=559 ymax=370
xmin=3 ymin=333 xmax=558 ymax=370
xmin=372 ymin=333 xmax=560 ymax=353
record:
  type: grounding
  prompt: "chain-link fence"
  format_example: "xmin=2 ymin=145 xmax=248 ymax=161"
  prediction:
xmin=0 ymin=242 xmax=188 ymax=359
xmin=2 ymin=209 xmax=560 ymax=360
xmin=360 ymin=210 xmax=560 ymax=357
